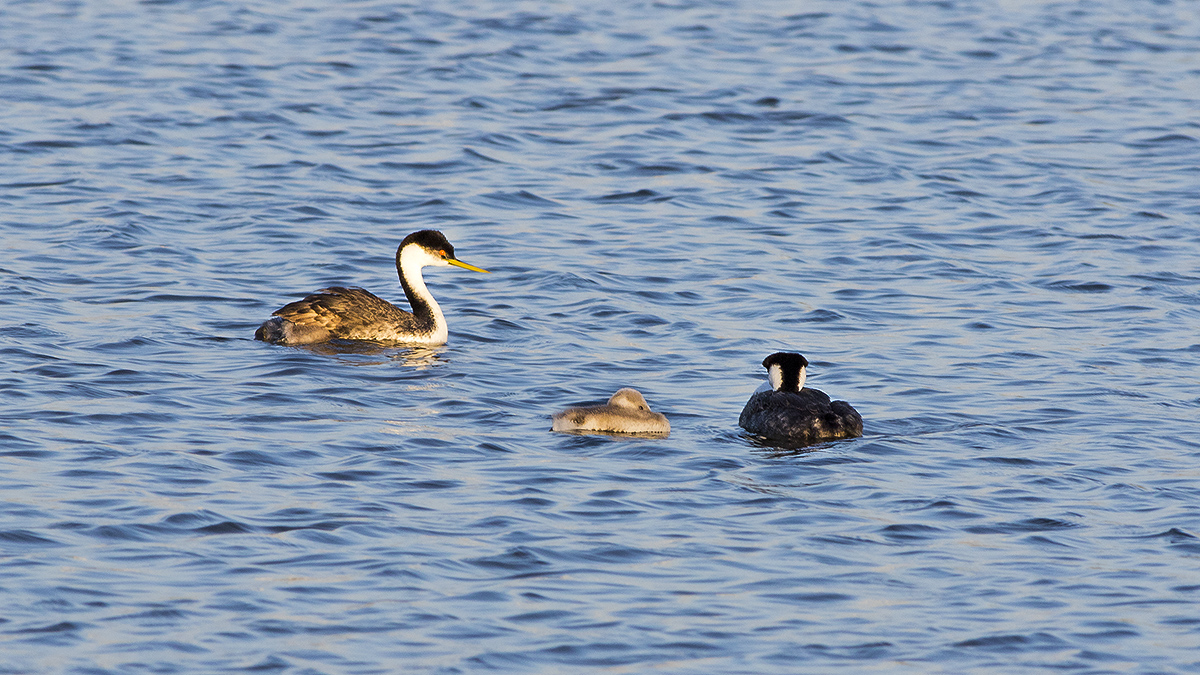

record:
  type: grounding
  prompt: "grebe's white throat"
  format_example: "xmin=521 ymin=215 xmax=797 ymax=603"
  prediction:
xmin=398 ymin=244 xmax=451 ymax=344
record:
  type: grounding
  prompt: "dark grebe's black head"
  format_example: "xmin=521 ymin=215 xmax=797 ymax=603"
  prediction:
xmin=762 ymin=352 xmax=808 ymax=392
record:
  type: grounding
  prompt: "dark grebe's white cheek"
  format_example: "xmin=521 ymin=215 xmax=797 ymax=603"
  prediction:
xmin=768 ymin=363 xmax=784 ymax=391
xmin=797 ymin=365 xmax=807 ymax=391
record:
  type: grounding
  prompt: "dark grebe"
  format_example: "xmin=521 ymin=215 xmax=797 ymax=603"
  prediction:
xmin=739 ymin=352 xmax=862 ymax=444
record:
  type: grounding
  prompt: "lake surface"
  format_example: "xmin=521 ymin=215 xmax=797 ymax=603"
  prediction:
xmin=2 ymin=0 xmax=1199 ymax=672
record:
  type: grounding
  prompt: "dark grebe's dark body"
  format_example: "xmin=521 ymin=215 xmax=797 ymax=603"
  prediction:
xmin=739 ymin=387 xmax=862 ymax=444
xmin=739 ymin=351 xmax=862 ymax=445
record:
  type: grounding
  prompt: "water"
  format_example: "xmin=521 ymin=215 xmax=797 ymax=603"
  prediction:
xmin=2 ymin=0 xmax=1199 ymax=672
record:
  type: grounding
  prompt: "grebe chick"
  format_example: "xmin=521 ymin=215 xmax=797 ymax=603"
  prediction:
xmin=739 ymin=352 xmax=862 ymax=445
xmin=255 ymin=230 xmax=488 ymax=346
xmin=552 ymin=388 xmax=670 ymax=435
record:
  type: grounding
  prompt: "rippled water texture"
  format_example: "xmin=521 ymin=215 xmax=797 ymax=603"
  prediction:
xmin=3 ymin=0 xmax=1200 ymax=672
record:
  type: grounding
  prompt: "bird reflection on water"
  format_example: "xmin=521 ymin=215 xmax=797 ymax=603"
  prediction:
xmin=290 ymin=341 xmax=449 ymax=370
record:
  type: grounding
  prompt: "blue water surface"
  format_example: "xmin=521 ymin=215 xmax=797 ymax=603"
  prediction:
xmin=2 ymin=0 xmax=1199 ymax=672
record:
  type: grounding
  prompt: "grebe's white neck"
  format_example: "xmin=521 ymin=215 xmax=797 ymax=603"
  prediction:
xmin=399 ymin=244 xmax=450 ymax=344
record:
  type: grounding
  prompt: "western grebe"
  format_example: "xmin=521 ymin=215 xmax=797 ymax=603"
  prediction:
xmin=552 ymin=388 xmax=671 ymax=435
xmin=739 ymin=352 xmax=862 ymax=444
xmin=255 ymin=230 xmax=488 ymax=345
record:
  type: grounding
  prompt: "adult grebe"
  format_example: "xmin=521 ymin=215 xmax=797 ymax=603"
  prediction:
xmin=739 ymin=352 xmax=862 ymax=444
xmin=255 ymin=230 xmax=488 ymax=345
xmin=552 ymin=388 xmax=671 ymax=435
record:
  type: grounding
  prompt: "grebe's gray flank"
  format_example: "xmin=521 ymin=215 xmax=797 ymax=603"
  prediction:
xmin=255 ymin=229 xmax=488 ymax=346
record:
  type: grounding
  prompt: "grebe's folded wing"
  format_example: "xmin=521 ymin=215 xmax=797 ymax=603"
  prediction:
xmin=828 ymin=399 xmax=864 ymax=433
xmin=272 ymin=286 xmax=400 ymax=330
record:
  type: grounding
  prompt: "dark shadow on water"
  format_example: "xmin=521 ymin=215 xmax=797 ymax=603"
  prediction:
xmin=742 ymin=431 xmax=851 ymax=457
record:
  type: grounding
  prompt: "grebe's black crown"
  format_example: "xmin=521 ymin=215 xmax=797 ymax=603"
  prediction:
xmin=762 ymin=352 xmax=808 ymax=372
xmin=397 ymin=229 xmax=455 ymax=260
